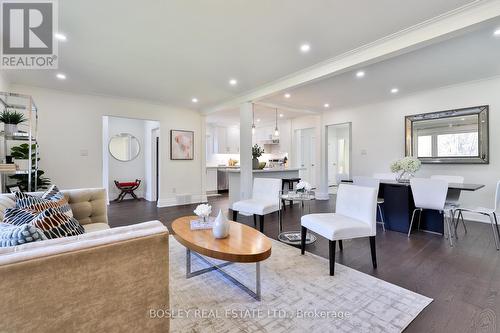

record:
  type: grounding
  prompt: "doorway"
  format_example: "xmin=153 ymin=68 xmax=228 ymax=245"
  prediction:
xmin=327 ymin=123 xmax=351 ymax=191
xmin=295 ymin=128 xmax=316 ymax=188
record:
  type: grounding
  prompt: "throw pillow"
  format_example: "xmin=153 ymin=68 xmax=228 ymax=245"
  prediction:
xmin=31 ymin=208 xmax=85 ymax=239
xmin=15 ymin=185 xmax=73 ymax=218
xmin=2 ymin=207 xmax=37 ymax=226
xmin=0 ymin=222 xmax=47 ymax=247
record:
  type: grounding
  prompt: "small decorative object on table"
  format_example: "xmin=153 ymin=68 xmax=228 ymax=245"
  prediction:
xmin=390 ymin=156 xmax=421 ymax=183
xmin=212 ymin=209 xmax=230 ymax=239
xmin=252 ymin=144 xmax=264 ymax=170
xmin=194 ymin=203 xmax=212 ymax=223
xmin=296 ymin=180 xmax=312 ymax=197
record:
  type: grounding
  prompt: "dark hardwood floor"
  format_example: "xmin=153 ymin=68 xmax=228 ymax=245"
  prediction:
xmin=108 ymin=195 xmax=500 ymax=333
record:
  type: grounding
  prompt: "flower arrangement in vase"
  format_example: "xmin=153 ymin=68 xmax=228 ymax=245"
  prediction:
xmin=296 ymin=181 xmax=312 ymax=197
xmin=194 ymin=203 xmax=212 ymax=223
xmin=390 ymin=156 xmax=421 ymax=183
xmin=252 ymin=144 xmax=264 ymax=170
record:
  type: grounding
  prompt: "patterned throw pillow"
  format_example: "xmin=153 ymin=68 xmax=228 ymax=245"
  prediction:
xmin=31 ymin=208 xmax=85 ymax=239
xmin=2 ymin=207 xmax=37 ymax=226
xmin=15 ymin=185 xmax=73 ymax=218
xmin=0 ymin=222 xmax=47 ymax=247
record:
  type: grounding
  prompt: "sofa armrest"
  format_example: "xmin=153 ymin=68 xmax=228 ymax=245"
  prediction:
xmin=0 ymin=230 xmax=169 ymax=332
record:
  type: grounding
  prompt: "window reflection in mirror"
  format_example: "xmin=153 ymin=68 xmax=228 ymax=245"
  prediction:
xmin=405 ymin=106 xmax=488 ymax=164
xmin=413 ymin=115 xmax=479 ymax=158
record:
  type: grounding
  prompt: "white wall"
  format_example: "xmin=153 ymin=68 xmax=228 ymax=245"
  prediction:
xmin=322 ymin=76 xmax=500 ymax=221
xmin=0 ymin=71 xmax=9 ymax=91
xmin=10 ymin=85 xmax=204 ymax=207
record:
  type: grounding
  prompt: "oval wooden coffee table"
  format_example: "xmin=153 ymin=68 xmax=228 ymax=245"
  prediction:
xmin=172 ymin=216 xmax=272 ymax=301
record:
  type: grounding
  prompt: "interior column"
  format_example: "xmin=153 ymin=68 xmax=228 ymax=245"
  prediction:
xmin=239 ymin=102 xmax=253 ymax=200
xmin=316 ymin=113 xmax=329 ymax=200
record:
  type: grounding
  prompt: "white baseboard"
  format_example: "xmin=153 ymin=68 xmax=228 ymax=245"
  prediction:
xmin=157 ymin=194 xmax=208 ymax=208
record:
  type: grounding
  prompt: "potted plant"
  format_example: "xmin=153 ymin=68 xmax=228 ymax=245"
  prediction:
xmin=390 ymin=156 xmax=421 ymax=183
xmin=252 ymin=144 xmax=264 ymax=170
xmin=0 ymin=109 xmax=27 ymax=136
xmin=9 ymin=143 xmax=51 ymax=190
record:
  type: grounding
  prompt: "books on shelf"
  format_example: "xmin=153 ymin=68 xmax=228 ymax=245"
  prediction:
xmin=0 ymin=164 xmax=17 ymax=172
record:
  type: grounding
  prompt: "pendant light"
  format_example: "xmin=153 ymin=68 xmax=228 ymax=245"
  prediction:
xmin=252 ymin=103 xmax=256 ymax=135
xmin=274 ymin=108 xmax=279 ymax=137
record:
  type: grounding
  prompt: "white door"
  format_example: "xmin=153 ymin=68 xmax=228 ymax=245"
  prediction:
xmin=297 ymin=128 xmax=316 ymax=188
xmin=327 ymin=123 xmax=351 ymax=185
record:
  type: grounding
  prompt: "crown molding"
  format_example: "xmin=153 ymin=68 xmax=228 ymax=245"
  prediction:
xmin=202 ymin=0 xmax=500 ymax=114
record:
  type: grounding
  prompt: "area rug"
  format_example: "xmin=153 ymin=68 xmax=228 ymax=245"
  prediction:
xmin=168 ymin=236 xmax=432 ymax=332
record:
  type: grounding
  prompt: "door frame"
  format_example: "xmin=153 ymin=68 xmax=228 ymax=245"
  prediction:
xmin=325 ymin=122 xmax=352 ymax=185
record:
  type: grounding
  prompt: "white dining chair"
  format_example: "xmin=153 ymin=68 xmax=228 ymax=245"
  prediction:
xmin=301 ymin=184 xmax=378 ymax=276
xmin=457 ymin=181 xmax=500 ymax=251
xmin=409 ymin=178 xmax=455 ymax=246
xmin=353 ymin=176 xmax=385 ymax=231
xmin=232 ymin=178 xmax=282 ymax=233
xmin=430 ymin=175 xmax=466 ymax=235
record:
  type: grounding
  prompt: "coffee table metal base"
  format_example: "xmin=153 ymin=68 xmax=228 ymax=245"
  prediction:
xmin=186 ymin=249 xmax=261 ymax=301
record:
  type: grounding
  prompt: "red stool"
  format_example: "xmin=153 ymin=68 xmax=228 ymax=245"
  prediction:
xmin=114 ymin=179 xmax=141 ymax=202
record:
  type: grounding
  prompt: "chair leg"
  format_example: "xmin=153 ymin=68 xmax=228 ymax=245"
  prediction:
xmin=460 ymin=211 xmax=467 ymax=234
xmin=329 ymin=240 xmax=336 ymax=276
xmin=377 ymin=204 xmax=386 ymax=232
xmin=301 ymin=226 xmax=307 ymax=255
xmin=488 ymin=214 xmax=500 ymax=250
xmin=338 ymin=240 xmax=343 ymax=251
xmin=259 ymin=215 xmax=264 ymax=233
xmin=232 ymin=210 xmax=238 ymax=222
xmin=444 ymin=212 xmax=454 ymax=247
xmin=253 ymin=214 xmax=257 ymax=228
xmin=408 ymin=209 xmax=419 ymax=237
xmin=417 ymin=209 xmax=423 ymax=231
xmin=493 ymin=213 xmax=500 ymax=250
xmin=369 ymin=236 xmax=377 ymax=269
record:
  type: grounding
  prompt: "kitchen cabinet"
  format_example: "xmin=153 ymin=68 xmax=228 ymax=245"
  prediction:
xmin=213 ymin=126 xmax=239 ymax=154
xmin=206 ymin=168 xmax=218 ymax=192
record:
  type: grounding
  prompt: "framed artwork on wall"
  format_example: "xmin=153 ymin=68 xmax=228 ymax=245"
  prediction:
xmin=170 ymin=130 xmax=194 ymax=160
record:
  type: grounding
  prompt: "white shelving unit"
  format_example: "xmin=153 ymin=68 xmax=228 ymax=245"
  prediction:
xmin=0 ymin=92 xmax=39 ymax=192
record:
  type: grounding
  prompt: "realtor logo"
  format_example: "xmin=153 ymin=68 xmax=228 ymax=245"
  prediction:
xmin=1 ymin=0 xmax=58 ymax=69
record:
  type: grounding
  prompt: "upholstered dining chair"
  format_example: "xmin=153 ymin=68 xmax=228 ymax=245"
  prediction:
xmin=232 ymin=178 xmax=282 ymax=233
xmin=430 ymin=175 xmax=466 ymax=235
xmin=300 ymin=184 xmax=378 ymax=276
xmin=457 ymin=180 xmax=500 ymax=251
xmin=353 ymin=176 xmax=385 ymax=231
xmin=408 ymin=178 xmax=455 ymax=246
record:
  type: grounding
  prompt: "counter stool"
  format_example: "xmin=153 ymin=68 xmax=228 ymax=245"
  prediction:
xmin=282 ymin=178 xmax=301 ymax=209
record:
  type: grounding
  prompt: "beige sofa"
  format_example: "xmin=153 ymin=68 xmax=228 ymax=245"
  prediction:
xmin=0 ymin=188 xmax=170 ymax=332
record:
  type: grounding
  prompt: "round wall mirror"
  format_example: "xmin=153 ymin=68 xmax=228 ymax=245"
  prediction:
xmin=109 ymin=133 xmax=141 ymax=161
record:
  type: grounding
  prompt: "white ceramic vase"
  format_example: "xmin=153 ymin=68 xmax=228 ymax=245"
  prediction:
xmin=212 ymin=209 xmax=230 ymax=239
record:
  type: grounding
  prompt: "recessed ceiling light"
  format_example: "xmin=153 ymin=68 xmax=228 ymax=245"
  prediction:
xmin=323 ymin=103 xmax=330 ymax=108
xmin=279 ymin=113 xmax=284 ymax=118
xmin=284 ymin=93 xmax=291 ymax=98
xmin=229 ymin=79 xmax=238 ymax=86
xmin=494 ymin=29 xmax=500 ymax=36
xmin=54 ymin=33 xmax=67 ymax=41
xmin=256 ymin=118 xmax=261 ymax=122
xmin=390 ymin=88 xmax=399 ymax=94
xmin=191 ymin=97 xmax=198 ymax=103
xmin=56 ymin=73 xmax=66 ymax=80
xmin=300 ymin=43 xmax=311 ymax=53
xmin=356 ymin=71 xmax=365 ymax=78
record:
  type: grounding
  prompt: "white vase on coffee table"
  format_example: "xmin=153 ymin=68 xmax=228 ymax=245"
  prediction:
xmin=213 ymin=209 xmax=230 ymax=239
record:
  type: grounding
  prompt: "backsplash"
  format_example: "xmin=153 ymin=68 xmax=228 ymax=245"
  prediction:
xmin=207 ymin=153 xmax=288 ymax=167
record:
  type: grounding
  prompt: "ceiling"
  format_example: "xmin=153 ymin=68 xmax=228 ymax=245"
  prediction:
xmin=1 ymin=0 xmax=476 ymax=110
xmin=206 ymin=104 xmax=313 ymax=127
xmin=261 ymin=19 xmax=500 ymax=111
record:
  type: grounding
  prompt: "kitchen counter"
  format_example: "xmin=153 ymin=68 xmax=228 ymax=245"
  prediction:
xmin=226 ymin=167 xmax=304 ymax=173
xmin=227 ymin=168 xmax=302 ymax=205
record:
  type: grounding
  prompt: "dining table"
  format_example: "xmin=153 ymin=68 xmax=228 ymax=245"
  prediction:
xmin=377 ymin=180 xmax=485 ymax=234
